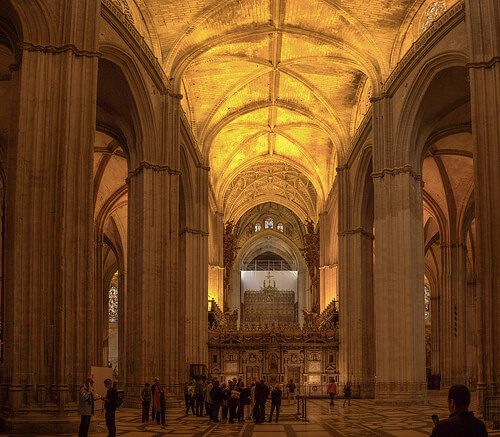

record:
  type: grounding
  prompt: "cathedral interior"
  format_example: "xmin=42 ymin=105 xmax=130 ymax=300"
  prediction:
xmin=0 ymin=0 xmax=498 ymax=434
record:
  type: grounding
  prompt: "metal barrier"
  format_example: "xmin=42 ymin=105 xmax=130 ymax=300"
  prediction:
xmin=296 ymin=395 xmax=308 ymax=422
xmin=484 ymin=396 xmax=500 ymax=428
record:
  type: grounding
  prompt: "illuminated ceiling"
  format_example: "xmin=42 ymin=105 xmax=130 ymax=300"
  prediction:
xmin=126 ymin=0 xmax=447 ymax=220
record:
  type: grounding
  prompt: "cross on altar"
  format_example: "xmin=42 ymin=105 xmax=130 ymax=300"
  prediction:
xmin=265 ymin=271 xmax=274 ymax=282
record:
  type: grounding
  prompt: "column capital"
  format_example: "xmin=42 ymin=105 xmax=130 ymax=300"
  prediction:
xmin=19 ymin=41 xmax=101 ymax=58
xmin=127 ymin=161 xmax=181 ymax=182
xmin=371 ymin=164 xmax=421 ymax=181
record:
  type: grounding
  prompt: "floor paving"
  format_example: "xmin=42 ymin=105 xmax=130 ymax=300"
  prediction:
xmin=12 ymin=394 xmax=500 ymax=436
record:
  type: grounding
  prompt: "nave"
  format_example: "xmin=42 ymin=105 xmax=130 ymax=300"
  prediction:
xmin=19 ymin=395 xmax=496 ymax=437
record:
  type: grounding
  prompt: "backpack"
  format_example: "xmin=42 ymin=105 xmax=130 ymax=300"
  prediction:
xmin=117 ymin=390 xmax=125 ymax=408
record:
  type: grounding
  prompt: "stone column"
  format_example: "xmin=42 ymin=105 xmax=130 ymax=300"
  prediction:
xmin=438 ymin=242 xmax=467 ymax=387
xmin=1 ymin=1 xmax=100 ymax=432
xmin=465 ymin=0 xmax=500 ymax=400
xmin=125 ymin=93 xmax=182 ymax=401
xmin=338 ymin=166 xmax=375 ymax=398
xmin=183 ymin=164 xmax=209 ymax=370
xmin=371 ymin=97 xmax=426 ymax=403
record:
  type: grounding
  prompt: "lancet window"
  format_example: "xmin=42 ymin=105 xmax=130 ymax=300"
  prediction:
xmin=264 ymin=217 xmax=274 ymax=229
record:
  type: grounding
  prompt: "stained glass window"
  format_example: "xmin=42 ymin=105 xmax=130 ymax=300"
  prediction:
xmin=424 ymin=285 xmax=431 ymax=321
xmin=277 ymin=223 xmax=284 ymax=232
xmin=109 ymin=286 xmax=118 ymax=322
xmin=422 ymin=1 xmax=446 ymax=31
xmin=254 ymin=223 xmax=262 ymax=232
xmin=264 ymin=217 xmax=273 ymax=229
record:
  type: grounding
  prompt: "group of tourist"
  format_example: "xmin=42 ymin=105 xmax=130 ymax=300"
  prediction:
xmin=77 ymin=378 xmax=120 ymax=437
xmin=139 ymin=378 xmax=167 ymax=427
xmin=182 ymin=377 xmax=297 ymax=424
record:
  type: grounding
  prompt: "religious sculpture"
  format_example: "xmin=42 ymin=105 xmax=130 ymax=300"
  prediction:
xmin=301 ymin=219 xmax=320 ymax=311
xmin=223 ymin=220 xmax=239 ymax=311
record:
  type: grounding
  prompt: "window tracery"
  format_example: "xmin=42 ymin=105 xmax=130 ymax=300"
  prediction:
xmin=422 ymin=1 xmax=446 ymax=31
xmin=254 ymin=223 xmax=262 ymax=232
xmin=277 ymin=223 xmax=284 ymax=232
xmin=109 ymin=286 xmax=118 ymax=323
xmin=264 ymin=217 xmax=274 ymax=229
xmin=424 ymin=285 xmax=431 ymax=321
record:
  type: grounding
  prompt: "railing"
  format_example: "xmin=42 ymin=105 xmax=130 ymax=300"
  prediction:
xmin=484 ymin=396 xmax=500 ymax=426
xmin=241 ymin=260 xmax=292 ymax=271
xmin=296 ymin=395 xmax=308 ymax=421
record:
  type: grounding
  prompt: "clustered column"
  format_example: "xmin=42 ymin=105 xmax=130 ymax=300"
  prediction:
xmin=1 ymin=0 xmax=100 ymax=432
xmin=371 ymin=97 xmax=426 ymax=403
xmin=337 ymin=165 xmax=375 ymax=398
xmin=466 ymin=0 xmax=500 ymax=402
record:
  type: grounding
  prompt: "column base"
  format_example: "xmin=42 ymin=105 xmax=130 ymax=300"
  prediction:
xmin=0 ymin=411 xmax=96 ymax=435
xmin=375 ymin=382 xmax=427 ymax=405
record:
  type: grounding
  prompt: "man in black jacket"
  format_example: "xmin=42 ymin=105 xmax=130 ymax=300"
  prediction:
xmin=254 ymin=380 xmax=270 ymax=424
xmin=430 ymin=385 xmax=487 ymax=436
xmin=268 ymin=384 xmax=283 ymax=423
xmin=104 ymin=379 xmax=119 ymax=437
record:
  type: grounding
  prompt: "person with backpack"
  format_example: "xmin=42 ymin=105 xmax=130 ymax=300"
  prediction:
xmin=140 ymin=382 xmax=151 ymax=422
xmin=78 ymin=378 xmax=99 ymax=437
xmin=194 ymin=378 xmax=205 ymax=417
xmin=185 ymin=380 xmax=196 ymax=416
xmin=327 ymin=381 xmax=337 ymax=406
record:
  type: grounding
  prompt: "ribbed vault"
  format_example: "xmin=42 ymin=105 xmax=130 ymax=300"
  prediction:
xmin=128 ymin=0 xmax=443 ymax=218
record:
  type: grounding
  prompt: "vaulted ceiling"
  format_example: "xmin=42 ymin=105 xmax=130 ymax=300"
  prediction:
xmin=123 ymin=0 xmax=454 ymax=220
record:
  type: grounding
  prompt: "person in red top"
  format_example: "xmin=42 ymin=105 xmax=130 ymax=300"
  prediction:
xmin=327 ymin=381 xmax=337 ymax=406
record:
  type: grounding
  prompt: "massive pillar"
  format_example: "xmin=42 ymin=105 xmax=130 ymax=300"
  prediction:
xmin=438 ymin=241 xmax=468 ymax=387
xmin=338 ymin=165 xmax=375 ymax=398
xmin=125 ymin=93 xmax=182 ymax=400
xmin=465 ymin=0 xmax=500 ymax=401
xmin=372 ymin=98 xmax=426 ymax=403
xmin=1 ymin=1 xmax=100 ymax=432
xmin=183 ymin=164 xmax=209 ymax=369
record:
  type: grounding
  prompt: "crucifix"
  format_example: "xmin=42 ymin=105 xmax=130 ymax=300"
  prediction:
xmin=265 ymin=271 xmax=276 ymax=288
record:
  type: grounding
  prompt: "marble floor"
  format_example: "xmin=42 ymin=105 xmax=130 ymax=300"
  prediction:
xmin=81 ymin=394 xmax=499 ymax=437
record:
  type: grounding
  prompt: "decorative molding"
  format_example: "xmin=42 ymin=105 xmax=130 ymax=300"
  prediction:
xmin=319 ymin=263 xmax=338 ymax=269
xmin=101 ymin=0 xmax=170 ymax=93
xmin=338 ymin=228 xmax=374 ymax=240
xmin=371 ymin=165 xmax=422 ymax=181
xmin=19 ymin=42 xmax=101 ymax=58
xmin=127 ymin=161 xmax=181 ymax=181
xmin=466 ymin=57 xmax=500 ymax=69
xmin=335 ymin=165 xmax=351 ymax=173
xmin=180 ymin=227 xmax=209 ymax=237
xmin=384 ymin=2 xmax=465 ymax=93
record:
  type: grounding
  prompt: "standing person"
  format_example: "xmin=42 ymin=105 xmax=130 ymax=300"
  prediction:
xmin=431 ymin=385 xmax=488 ymax=436
xmin=286 ymin=379 xmax=296 ymax=405
xmin=140 ymin=383 xmax=151 ymax=423
xmin=238 ymin=381 xmax=251 ymax=423
xmin=254 ymin=379 xmax=270 ymax=424
xmin=150 ymin=378 xmax=160 ymax=421
xmin=152 ymin=384 xmax=165 ymax=427
xmin=185 ymin=380 xmax=196 ymax=416
xmin=221 ymin=383 xmax=229 ymax=423
xmin=183 ymin=381 xmax=190 ymax=413
xmin=268 ymin=384 xmax=283 ymax=423
xmin=159 ymin=386 xmax=166 ymax=428
xmin=343 ymin=381 xmax=352 ymax=407
xmin=228 ymin=381 xmax=240 ymax=424
xmin=103 ymin=378 xmax=119 ymax=437
xmin=194 ymin=378 xmax=204 ymax=417
xmin=204 ymin=379 xmax=213 ymax=420
xmin=211 ymin=380 xmax=223 ymax=422
xmin=327 ymin=381 xmax=337 ymax=406
xmin=78 ymin=378 xmax=98 ymax=437
xmin=250 ymin=380 xmax=256 ymax=420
